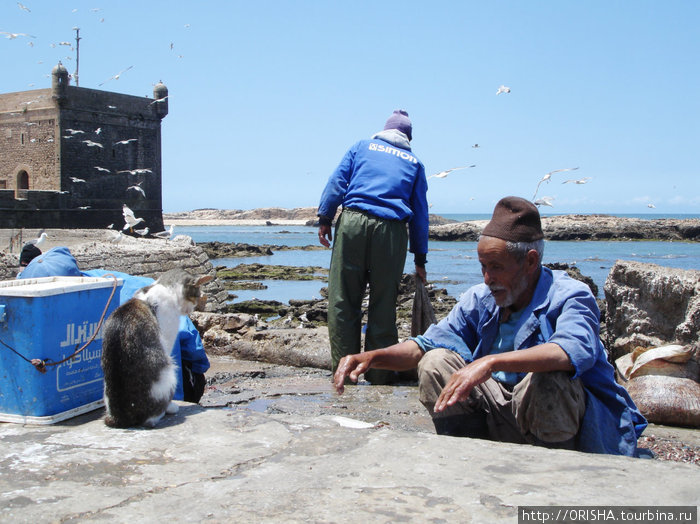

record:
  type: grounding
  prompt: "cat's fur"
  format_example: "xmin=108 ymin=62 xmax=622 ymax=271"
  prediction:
xmin=101 ymin=269 xmax=213 ymax=428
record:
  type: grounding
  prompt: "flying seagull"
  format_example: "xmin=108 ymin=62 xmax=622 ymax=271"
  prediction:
xmin=533 ymin=167 xmax=579 ymax=200
xmin=114 ymin=138 xmax=137 ymax=146
xmin=149 ymin=95 xmax=169 ymax=106
xmin=65 ymin=128 xmax=85 ymax=135
xmin=99 ymin=65 xmax=133 ymax=86
xmin=69 ymin=176 xmax=86 ymax=183
xmin=534 ymin=196 xmax=555 ymax=207
xmin=1 ymin=31 xmax=36 ymax=39
xmin=647 ymin=203 xmax=656 ymax=209
xmin=127 ymin=183 xmax=146 ymax=197
xmin=496 ymin=85 xmax=511 ymax=95
xmin=122 ymin=204 xmax=144 ymax=231
xmin=82 ymin=139 xmax=103 ymax=148
xmin=94 ymin=166 xmax=110 ymax=173
xmin=427 ymin=165 xmax=476 ymax=180
xmin=562 ymin=177 xmax=592 ymax=185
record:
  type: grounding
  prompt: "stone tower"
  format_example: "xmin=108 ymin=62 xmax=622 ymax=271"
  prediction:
xmin=0 ymin=64 xmax=169 ymax=230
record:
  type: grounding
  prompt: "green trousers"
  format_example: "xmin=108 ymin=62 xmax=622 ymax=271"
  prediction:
xmin=328 ymin=209 xmax=408 ymax=384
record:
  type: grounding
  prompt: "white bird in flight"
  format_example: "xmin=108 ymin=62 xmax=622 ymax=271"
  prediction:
xmin=427 ymin=165 xmax=476 ymax=179
xmin=127 ymin=183 xmax=146 ymax=197
xmin=496 ymin=85 xmax=511 ymax=95
xmin=82 ymin=140 xmax=103 ymax=148
xmin=114 ymin=138 xmax=137 ymax=146
xmin=562 ymin=177 xmax=592 ymax=185
xmin=17 ymin=2 xmax=30 ymax=12
xmin=534 ymin=196 xmax=555 ymax=207
xmin=533 ymin=167 xmax=579 ymax=200
xmin=1 ymin=31 xmax=35 ymax=39
xmin=118 ymin=168 xmax=152 ymax=175
xmin=65 ymin=128 xmax=85 ymax=135
xmin=99 ymin=65 xmax=133 ymax=86
xmin=149 ymin=95 xmax=169 ymax=106
xmin=122 ymin=204 xmax=144 ymax=230
xmin=94 ymin=166 xmax=110 ymax=173
xmin=647 ymin=203 xmax=656 ymax=209
xmin=69 ymin=176 xmax=86 ymax=183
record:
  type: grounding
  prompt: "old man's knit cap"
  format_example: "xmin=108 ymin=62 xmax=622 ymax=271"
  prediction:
xmin=384 ymin=109 xmax=412 ymax=141
xmin=482 ymin=196 xmax=544 ymax=242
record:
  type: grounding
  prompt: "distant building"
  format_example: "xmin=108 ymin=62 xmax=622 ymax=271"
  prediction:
xmin=0 ymin=62 xmax=168 ymax=230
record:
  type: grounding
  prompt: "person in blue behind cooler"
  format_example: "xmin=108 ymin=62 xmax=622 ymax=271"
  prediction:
xmin=18 ymin=246 xmax=209 ymax=403
xmin=333 ymin=196 xmax=648 ymax=456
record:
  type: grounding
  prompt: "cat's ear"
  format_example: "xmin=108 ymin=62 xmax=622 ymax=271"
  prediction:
xmin=195 ymin=275 xmax=214 ymax=286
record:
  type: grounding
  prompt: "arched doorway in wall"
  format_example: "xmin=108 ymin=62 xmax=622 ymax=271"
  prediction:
xmin=15 ymin=170 xmax=29 ymax=200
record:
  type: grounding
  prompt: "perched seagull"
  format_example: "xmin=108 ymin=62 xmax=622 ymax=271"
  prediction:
xmin=153 ymin=225 xmax=174 ymax=240
xmin=114 ymin=138 xmax=137 ymax=146
xmin=106 ymin=223 xmax=114 ymax=229
xmin=127 ymin=183 xmax=146 ymax=197
xmin=17 ymin=2 xmax=31 ymax=12
xmin=562 ymin=177 xmax=592 ymax=185
xmin=533 ymin=167 xmax=579 ymax=200
xmin=134 ymin=227 xmax=149 ymax=236
xmin=534 ymin=196 xmax=555 ymax=207
xmin=122 ymin=204 xmax=144 ymax=230
xmin=27 ymin=231 xmax=48 ymax=247
xmin=1 ymin=31 xmax=36 ymax=39
xmin=82 ymin=139 xmax=103 ymax=148
xmin=99 ymin=65 xmax=133 ymax=86
xmin=94 ymin=166 xmax=110 ymax=173
xmin=65 ymin=128 xmax=85 ymax=135
xmin=69 ymin=176 xmax=86 ymax=183
xmin=496 ymin=85 xmax=511 ymax=95
xmin=108 ymin=230 xmax=124 ymax=243
xmin=427 ymin=165 xmax=476 ymax=180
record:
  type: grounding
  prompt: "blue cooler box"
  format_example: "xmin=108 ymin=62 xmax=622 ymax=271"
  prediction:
xmin=0 ymin=276 xmax=122 ymax=424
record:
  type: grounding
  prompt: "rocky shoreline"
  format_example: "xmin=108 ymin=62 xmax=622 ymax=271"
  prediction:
xmin=164 ymin=207 xmax=700 ymax=242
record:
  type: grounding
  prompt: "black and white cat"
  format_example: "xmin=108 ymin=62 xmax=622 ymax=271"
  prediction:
xmin=101 ymin=269 xmax=212 ymax=428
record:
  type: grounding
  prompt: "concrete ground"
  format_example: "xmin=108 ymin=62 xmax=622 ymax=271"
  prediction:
xmin=1 ymin=356 xmax=698 ymax=523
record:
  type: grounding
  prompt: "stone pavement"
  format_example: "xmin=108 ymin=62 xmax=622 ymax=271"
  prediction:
xmin=1 ymin=357 xmax=698 ymax=523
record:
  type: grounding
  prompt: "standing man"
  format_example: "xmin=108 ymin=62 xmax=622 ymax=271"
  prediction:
xmin=317 ymin=110 xmax=429 ymax=385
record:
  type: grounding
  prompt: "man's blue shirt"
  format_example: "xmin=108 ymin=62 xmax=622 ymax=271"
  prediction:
xmin=413 ymin=267 xmax=647 ymax=456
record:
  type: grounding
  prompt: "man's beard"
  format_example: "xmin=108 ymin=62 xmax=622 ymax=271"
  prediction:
xmin=489 ymin=276 xmax=528 ymax=308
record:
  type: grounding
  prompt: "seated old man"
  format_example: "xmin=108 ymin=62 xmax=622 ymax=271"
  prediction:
xmin=334 ymin=196 xmax=647 ymax=456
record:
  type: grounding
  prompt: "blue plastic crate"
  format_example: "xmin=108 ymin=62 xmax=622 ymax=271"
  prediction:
xmin=0 ymin=276 xmax=122 ymax=424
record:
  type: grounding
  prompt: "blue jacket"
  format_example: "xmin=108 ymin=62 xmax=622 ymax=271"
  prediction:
xmin=318 ymin=131 xmax=429 ymax=255
xmin=415 ymin=267 xmax=647 ymax=456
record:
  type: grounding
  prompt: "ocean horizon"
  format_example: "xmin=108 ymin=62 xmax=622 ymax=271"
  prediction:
xmin=175 ymin=215 xmax=700 ymax=305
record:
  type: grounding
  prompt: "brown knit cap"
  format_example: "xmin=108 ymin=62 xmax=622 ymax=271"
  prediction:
xmin=482 ymin=196 xmax=544 ymax=242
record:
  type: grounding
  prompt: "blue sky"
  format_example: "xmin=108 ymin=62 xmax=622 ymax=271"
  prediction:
xmin=2 ymin=1 xmax=698 ymax=214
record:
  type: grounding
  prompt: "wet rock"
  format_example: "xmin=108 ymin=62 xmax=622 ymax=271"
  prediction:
xmin=604 ymin=261 xmax=700 ymax=360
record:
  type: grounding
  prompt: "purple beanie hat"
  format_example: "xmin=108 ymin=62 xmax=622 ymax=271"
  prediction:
xmin=384 ymin=109 xmax=412 ymax=141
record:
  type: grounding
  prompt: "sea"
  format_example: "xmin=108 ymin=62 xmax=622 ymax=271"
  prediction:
xmin=174 ymin=213 xmax=700 ymax=304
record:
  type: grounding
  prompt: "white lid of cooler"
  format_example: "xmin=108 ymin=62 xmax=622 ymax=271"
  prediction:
xmin=0 ymin=276 xmax=122 ymax=297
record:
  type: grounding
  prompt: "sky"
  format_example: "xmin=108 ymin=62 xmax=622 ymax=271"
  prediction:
xmin=2 ymin=1 xmax=699 ymax=215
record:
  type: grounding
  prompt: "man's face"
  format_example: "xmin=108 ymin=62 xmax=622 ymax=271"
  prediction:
xmin=477 ymin=236 xmax=530 ymax=309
